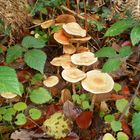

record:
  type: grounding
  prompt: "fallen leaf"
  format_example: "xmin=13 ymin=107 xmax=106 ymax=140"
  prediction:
xmin=76 ymin=111 xmax=93 ymax=129
xmin=63 ymin=100 xmax=82 ymax=120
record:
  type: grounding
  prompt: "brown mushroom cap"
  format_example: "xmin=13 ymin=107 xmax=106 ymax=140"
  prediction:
xmin=62 ymin=68 xmax=86 ymax=83
xmin=0 ymin=92 xmax=17 ymax=99
xmin=81 ymin=70 xmax=114 ymax=94
xmin=76 ymin=46 xmax=90 ymax=53
xmin=71 ymin=52 xmax=97 ymax=66
xmin=63 ymin=45 xmax=76 ymax=54
xmin=63 ymin=22 xmax=86 ymax=37
xmin=55 ymin=14 xmax=76 ymax=23
xmin=43 ymin=76 xmax=59 ymax=87
xmin=41 ymin=19 xmax=55 ymax=29
xmin=69 ymin=36 xmax=91 ymax=44
xmin=54 ymin=29 xmax=70 ymax=45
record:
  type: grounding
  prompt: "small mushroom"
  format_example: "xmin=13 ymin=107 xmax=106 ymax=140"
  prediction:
xmin=69 ymin=36 xmax=91 ymax=44
xmin=0 ymin=92 xmax=17 ymax=99
xmin=53 ymin=29 xmax=70 ymax=45
xmin=76 ymin=46 xmax=90 ymax=53
xmin=62 ymin=22 xmax=86 ymax=37
xmin=81 ymin=70 xmax=114 ymax=110
xmin=71 ymin=52 xmax=97 ymax=66
xmin=63 ymin=44 xmax=76 ymax=54
xmin=71 ymin=52 xmax=98 ymax=71
xmin=62 ymin=68 xmax=86 ymax=93
xmin=55 ymin=14 xmax=76 ymax=23
xmin=41 ymin=19 xmax=55 ymax=29
xmin=43 ymin=76 xmax=59 ymax=88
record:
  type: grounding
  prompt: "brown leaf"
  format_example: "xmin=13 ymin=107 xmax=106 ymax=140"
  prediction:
xmin=63 ymin=100 xmax=82 ymax=120
xmin=76 ymin=111 xmax=93 ymax=129
xmin=62 ymin=132 xmax=79 ymax=140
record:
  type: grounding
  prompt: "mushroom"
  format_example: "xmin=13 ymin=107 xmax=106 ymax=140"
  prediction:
xmin=0 ymin=92 xmax=17 ymax=99
xmin=76 ymin=46 xmax=90 ymax=53
xmin=55 ymin=14 xmax=76 ymax=23
xmin=62 ymin=68 xmax=86 ymax=93
xmin=41 ymin=19 xmax=55 ymax=29
xmin=71 ymin=52 xmax=98 ymax=71
xmin=69 ymin=36 xmax=91 ymax=48
xmin=63 ymin=44 xmax=76 ymax=54
xmin=43 ymin=76 xmax=59 ymax=88
xmin=53 ymin=29 xmax=70 ymax=45
xmin=81 ymin=70 xmax=114 ymax=110
xmin=62 ymin=22 xmax=86 ymax=37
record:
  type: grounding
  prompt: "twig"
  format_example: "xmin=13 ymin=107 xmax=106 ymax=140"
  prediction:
xmin=119 ymin=81 xmax=140 ymax=121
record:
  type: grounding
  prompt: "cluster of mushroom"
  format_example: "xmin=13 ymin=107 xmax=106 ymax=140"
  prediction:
xmin=43 ymin=15 xmax=114 ymax=106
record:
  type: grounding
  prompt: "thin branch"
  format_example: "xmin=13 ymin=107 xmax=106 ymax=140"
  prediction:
xmin=119 ymin=81 xmax=140 ymax=121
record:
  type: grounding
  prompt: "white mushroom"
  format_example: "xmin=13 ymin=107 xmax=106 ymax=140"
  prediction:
xmin=63 ymin=22 xmax=86 ymax=37
xmin=43 ymin=76 xmax=59 ymax=88
xmin=0 ymin=92 xmax=17 ymax=99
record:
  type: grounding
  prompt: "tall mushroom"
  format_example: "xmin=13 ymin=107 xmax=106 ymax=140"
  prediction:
xmin=62 ymin=68 xmax=86 ymax=93
xmin=81 ymin=70 xmax=114 ymax=110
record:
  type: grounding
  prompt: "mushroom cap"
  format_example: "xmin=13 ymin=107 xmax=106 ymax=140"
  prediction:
xmin=63 ymin=22 xmax=86 ymax=37
xmin=43 ymin=76 xmax=59 ymax=87
xmin=62 ymin=68 xmax=86 ymax=83
xmin=55 ymin=14 xmax=76 ymax=23
xmin=41 ymin=19 xmax=55 ymax=29
xmin=69 ymin=36 xmax=91 ymax=43
xmin=0 ymin=92 xmax=17 ymax=99
xmin=81 ymin=70 xmax=114 ymax=94
xmin=76 ymin=46 xmax=90 ymax=53
xmin=54 ymin=29 xmax=70 ymax=45
xmin=50 ymin=54 xmax=71 ymax=66
xmin=71 ymin=52 xmax=98 ymax=66
xmin=63 ymin=45 xmax=76 ymax=54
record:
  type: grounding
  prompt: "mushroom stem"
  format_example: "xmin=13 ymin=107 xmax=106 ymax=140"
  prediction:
xmin=57 ymin=67 xmax=60 ymax=76
xmin=72 ymin=83 xmax=76 ymax=94
xmin=82 ymin=66 xmax=86 ymax=72
xmin=90 ymin=94 xmax=96 ymax=111
xmin=76 ymin=43 xmax=80 ymax=48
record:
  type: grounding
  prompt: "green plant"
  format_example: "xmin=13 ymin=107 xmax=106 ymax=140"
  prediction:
xmin=6 ymin=36 xmax=47 ymax=74
xmin=95 ymin=46 xmax=132 ymax=72
xmin=105 ymin=18 xmax=140 ymax=46
xmin=0 ymin=66 xmax=21 ymax=95
xmin=72 ymin=93 xmax=91 ymax=110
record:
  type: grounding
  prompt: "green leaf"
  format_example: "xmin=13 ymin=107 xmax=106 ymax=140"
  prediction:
xmin=30 ymin=87 xmax=52 ymax=104
xmin=24 ymin=49 xmax=47 ymax=73
xmin=116 ymin=99 xmax=129 ymax=115
xmin=131 ymin=25 xmax=140 ymax=45
xmin=6 ymin=107 xmax=16 ymax=116
xmin=82 ymin=101 xmax=90 ymax=110
xmin=117 ymin=132 xmax=129 ymax=140
xmin=0 ymin=66 xmax=21 ymax=95
xmin=72 ymin=94 xmax=81 ymax=104
xmin=133 ymin=97 xmax=140 ymax=111
xmin=119 ymin=46 xmax=132 ymax=57
xmin=132 ymin=112 xmax=140 ymax=137
xmin=3 ymin=113 xmax=12 ymax=122
xmin=111 ymin=120 xmax=122 ymax=132
xmin=6 ymin=45 xmax=23 ymax=64
xmin=113 ymin=83 xmax=122 ymax=92
xmin=95 ymin=47 xmax=117 ymax=58
xmin=29 ymin=108 xmax=42 ymax=120
xmin=31 ymin=73 xmax=43 ymax=85
xmin=102 ymin=59 xmax=121 ymax=73
xmin=104 ymin=115 xmax=115 ymax=123
xmin=22 ymin=36 xmax=46 ymax=49
xmin=0 ymin=114 xmax=2 ymax=122
xmin=105 ymin=19 xmax=134 ymax=37
xmin=80 ymin=94 xmax=89 ymax=101
xmin=15 ymin=113 xmax=26 ymax=125
xmin=13 ymin=102 xmax=27 ymax=111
